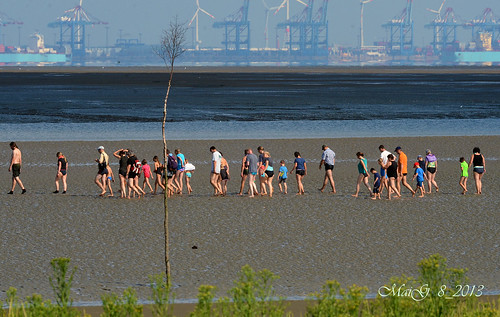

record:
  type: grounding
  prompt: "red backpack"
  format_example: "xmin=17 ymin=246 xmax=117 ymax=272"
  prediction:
xmin=132 ymin=159 xmax=142 ymax=174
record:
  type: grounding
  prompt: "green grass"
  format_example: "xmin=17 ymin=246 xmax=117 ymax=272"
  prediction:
xmin=1 ymin=255 xmax=499 ymax=316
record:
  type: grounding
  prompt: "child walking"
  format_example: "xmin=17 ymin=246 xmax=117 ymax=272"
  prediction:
xmin=184 ymin=159 xmax=195 ymax=195
xmin=278 ymin=160 xmax=288 ymax=194
xmin=459 ymin=157 xmax=468 ymax=195
xmin=106 ymin=166 xmax=115 ymax=197
xmin=370 ymin=168 xmax=381 ymax=200
xmin=142 ymin=159 xmax=154 ymax=193
xmin=412 ymin=162 xmax=428 ymax=197
xmin=153 ymin=156 xmax=165 ymax=194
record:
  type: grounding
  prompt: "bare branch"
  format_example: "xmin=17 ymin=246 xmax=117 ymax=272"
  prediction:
xmin=154 ymin=16 xmax=188 ymax=68
xmin=154 ymin=15 xmax=187 ymax=285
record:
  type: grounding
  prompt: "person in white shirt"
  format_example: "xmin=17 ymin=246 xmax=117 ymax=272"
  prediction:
xmin=210 ymin=146 xmax=222 ymax=196
xmin=378 ymin=145 xmax=391 ymax=195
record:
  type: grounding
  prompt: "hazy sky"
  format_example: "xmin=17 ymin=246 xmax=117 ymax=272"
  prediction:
xmin=1 ymin=0 xmax=499 ymax=49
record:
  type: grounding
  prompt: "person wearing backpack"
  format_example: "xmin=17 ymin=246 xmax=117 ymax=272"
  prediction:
xmin=166 ymin=149 xmax=178 ymax=197
xmin=126 ymin=150 xmax=143 ymax=199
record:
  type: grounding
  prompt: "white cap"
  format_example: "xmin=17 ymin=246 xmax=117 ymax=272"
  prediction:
xmin=97 ymin=146 xmax=105 ymax=150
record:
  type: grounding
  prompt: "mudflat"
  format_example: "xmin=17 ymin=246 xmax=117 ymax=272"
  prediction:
xmin=1 ymin=136 xmax=498 ymax=302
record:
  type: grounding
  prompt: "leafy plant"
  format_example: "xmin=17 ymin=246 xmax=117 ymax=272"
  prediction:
xmin=190 ymin=285 xmax=216 ymax=317
xmin=101 ymin=287 xmax=143 ymax=317
xmin=149 ymin=273 xmax=175 ymax=317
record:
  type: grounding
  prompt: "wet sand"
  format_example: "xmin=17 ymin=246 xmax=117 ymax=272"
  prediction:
xmin=1 ymin=66 xmax=499 ymax=88
xmin=0 ymin=136 xmax=499 ymax=303
xmin=2 ymin=65 xmax=500 ymax=74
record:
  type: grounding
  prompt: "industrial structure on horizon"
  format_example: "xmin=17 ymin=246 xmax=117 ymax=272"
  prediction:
xmin=1 ymin=0 xmax=500 ymax=65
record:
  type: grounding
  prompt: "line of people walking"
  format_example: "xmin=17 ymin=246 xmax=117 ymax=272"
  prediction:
xmin=208 ymin=144 xmax=487 ymax=199
xmin=6 ymin=142 xmax=487 ymax=198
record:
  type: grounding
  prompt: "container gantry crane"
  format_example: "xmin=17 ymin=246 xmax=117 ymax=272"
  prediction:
xmin=213 ymin=0 xmax=250 ymax=52
xmin=48 ymin=0 xmax=107 ymax=59
xmin=382 ymin=0 xmax=414 ymax=55
xmin=0 ymin=11 xmax=23 ymax=45
xmin=464 ymin=8 xmax=500 ymax=51
xmin=276 ymin=0 xmax=328 ymax=55
xmin=425 ymin=7 xmax=460 ymax=54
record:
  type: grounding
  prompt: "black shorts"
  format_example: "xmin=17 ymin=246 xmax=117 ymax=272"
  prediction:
xmin=12 ymin=164 xmax=21 ymax=177
xmin=427 ymin=167 xmax=436 ymax=174
xmin=325 ymin=163 xmax=334 ymax=171
xmin=128 ymin=172 xmax=137 ymax=179
xmin=403 ymin=173 xmax=407 ymax=176
xmin=119 ymin=170 xmax=127 ymax=178
xmin=296 ymin=170 xmax=305 ymax=176
xmin=362 ymin=172 xmax=368 ymax=178
xmin=243 ymin=168 xmax=249 ymax=175
xmin=60 ymin=170 xmax=67 ymax=176
xmin=473 ymin=167 xmax=484 ymax=174
xmin=265 ymin=170 xmax=274 ymax=177
xmin=220 ymin=169 xmax=229 ymax=180
xmin=99 ymin=168 xmax=108 ymax=175
xmin=279 ymin=177 xmax=287 ymax=183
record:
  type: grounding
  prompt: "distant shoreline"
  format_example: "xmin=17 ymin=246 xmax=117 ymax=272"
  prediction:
xmin=1 ymin=65 xmax=500 ymax=74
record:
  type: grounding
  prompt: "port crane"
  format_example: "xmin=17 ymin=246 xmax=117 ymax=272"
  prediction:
xmin=213 ymin=0 xmax=250 ymax=51
xmin=382 ymin=0 xmax=414 ymax=55
xmin=48 ymin=0 xmax=107 ymax=59
xmin=425 ymin=6 xmax=460 ymax=54
xmin=464 ymin=8 xmax=500 ymax=51
xmin=0 ymin=11 xmax=23 ymax=45
xmin=276 ymin=0 xmax=328 ymax=55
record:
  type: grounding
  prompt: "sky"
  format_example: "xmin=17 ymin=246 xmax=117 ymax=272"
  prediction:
xmin=1 ymin=0 xmax=499 ymax=49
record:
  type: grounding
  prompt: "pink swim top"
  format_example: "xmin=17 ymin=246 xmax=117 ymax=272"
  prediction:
xmin=142 ymin=164 xmax=151 ymax=178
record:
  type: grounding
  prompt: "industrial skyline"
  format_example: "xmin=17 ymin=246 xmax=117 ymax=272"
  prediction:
xmin=1 ymin=0 xmax=499 ymax=50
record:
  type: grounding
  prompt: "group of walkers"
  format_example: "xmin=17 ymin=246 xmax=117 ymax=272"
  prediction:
xmin=351 ymin=145 xmax=486 ymax=200
xmin=6 ymin=142 xmax=487 ymax=198
xmin=94 ymin=146 xmax=196 ymax=199
xmin=209 ymin=144 xmax=487 ymax=199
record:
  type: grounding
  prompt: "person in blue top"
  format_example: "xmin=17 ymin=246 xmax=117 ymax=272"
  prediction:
xmin=412 ymin=162 xmax=428 ymax=197
xmin=174 ymin=148 xmax=185 ymax=195
xmin=278 ymin=160 xmax=288 ymax=194
xmin=290 ymin=151 xmax=307 ymax=195
xmin=370 ymin=168 xmax=381 ymax=200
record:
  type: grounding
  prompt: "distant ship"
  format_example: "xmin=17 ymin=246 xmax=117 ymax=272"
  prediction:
xmin=0 ymin=33 xmax=68 ymax=65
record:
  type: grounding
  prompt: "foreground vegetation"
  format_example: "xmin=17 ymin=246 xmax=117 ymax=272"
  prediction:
xmin=1 ymin=255 xmax=498 ymax=316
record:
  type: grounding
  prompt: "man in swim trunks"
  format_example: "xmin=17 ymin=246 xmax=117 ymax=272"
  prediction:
xmin=395 ymin=146 xmax=416 ymax=197
xmin=8 ymin=142 xmax=26 ymax=194
xmin=318 ymin=145 xmax=336 ymax=193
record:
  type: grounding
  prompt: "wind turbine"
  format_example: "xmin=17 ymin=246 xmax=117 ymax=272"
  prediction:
xmin=262 ymin=0 xmax=280 ymax=49
xmin=360 ymin=0 xmax=374 ymax=48
xmin=274 ymin=0 xmax=308 ymax=21
xmin=188 ymin=0 xmax=215 ymax=50
xmin=426 ymin=0 xmax=447 ymax=21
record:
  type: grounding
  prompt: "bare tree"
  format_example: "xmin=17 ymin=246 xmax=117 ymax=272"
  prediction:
xmin=154 ymin=17 xmax=187 ymax=284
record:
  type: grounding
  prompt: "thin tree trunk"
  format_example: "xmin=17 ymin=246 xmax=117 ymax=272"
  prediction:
xmin=163 ymin=63 xmax=174 ymax=284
